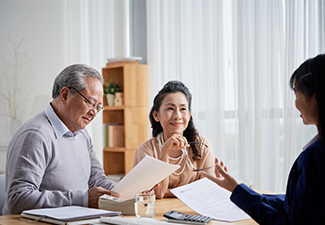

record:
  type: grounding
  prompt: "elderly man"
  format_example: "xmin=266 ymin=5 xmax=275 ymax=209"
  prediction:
xmin=3 ymin=64 xmax=120 ymax=215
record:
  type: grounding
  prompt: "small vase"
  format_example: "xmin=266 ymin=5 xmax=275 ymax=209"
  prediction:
xmin=106 ymin=94 xmax=115 ymax=106
xmin=10 ymin=118 xmax=22 ymax=137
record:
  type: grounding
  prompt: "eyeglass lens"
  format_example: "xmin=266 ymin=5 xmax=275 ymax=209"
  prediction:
xmin=68 ymin=87 xmax=103 ymax=113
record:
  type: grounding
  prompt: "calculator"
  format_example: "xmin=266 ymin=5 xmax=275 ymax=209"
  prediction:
xmin=163 ymin=210 xmax=212 ymax=224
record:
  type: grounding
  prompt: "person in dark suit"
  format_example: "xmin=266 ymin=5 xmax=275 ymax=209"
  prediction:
xmin=201 ymin=54 xmax=325 ymax=224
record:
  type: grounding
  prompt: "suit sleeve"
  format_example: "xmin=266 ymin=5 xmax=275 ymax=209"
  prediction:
xmin=230 ymin=145 xmax=325 ymax=225
xmin=231 ymin=184 xmax=289 ymax=224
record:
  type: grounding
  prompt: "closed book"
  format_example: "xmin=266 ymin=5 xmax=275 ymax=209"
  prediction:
xmin=105 ymin=125 xmax=109 ymax=147
xmin=108 ymin=125 xmax=125 ymax=147
xmin=99 ymin=194 xmax=135 ymax=215
xmin=103 ymin=123 xmax=118 ymax=147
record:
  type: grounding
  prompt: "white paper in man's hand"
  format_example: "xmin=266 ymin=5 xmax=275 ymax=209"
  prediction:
xmin=112 ymin=156 xmax=180 ymax=199
xmin=171 ymin=178 xmax=251 ymax=222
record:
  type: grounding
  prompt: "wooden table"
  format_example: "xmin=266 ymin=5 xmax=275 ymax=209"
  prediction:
xmin=145 ymin=198 xmax=257 ymax=225
xmin=0 ymin=198 xmax=257 ymax=225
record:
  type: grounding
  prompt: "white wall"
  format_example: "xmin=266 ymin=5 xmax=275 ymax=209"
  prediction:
xmin=0 ymin=1 xmax=66 ymax=145
xmin=0 ymin=147 xmax=7 ymax=173
xmin=0 ymin=0 xmax=126 ymax=170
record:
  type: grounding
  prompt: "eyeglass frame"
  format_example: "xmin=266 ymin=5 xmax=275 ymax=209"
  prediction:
xmin=188 ymin=142 xmax=208 ymax=148
xmin=68 ymin=86 xmax=104 ymax=113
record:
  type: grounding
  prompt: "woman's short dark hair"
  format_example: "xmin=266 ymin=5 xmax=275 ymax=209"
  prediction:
xmin=149 ymin=80 xmax=201 ymax=160
xmin=289 ymin=54 xmax=325 ymax=141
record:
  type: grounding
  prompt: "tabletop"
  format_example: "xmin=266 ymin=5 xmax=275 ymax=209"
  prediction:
xmin=0 ymin=198 xmax=258 ymax=225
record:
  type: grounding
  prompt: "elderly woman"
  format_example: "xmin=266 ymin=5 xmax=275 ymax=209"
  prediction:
xmin=133 ymin=80 xmax=216 ymax=199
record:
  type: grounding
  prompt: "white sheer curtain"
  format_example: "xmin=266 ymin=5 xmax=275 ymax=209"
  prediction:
xmin=147 ymin=0 xmax=324 ymax=191
xmin=282 ymin=0 xmax=324 ymax=190
xmin=64 ymin=0 xmax=127 ymax=163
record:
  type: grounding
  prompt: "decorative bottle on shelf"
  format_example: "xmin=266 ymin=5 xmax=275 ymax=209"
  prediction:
xmin=114 ymin=92 xmax=124 ymax=106
xmin=106 ymin=94 xmax=115 ymax=106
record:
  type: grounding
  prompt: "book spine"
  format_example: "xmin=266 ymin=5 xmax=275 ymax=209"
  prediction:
xmin=106 ymin=125 xmax=109 ymax=147
xmin=103 ymin=123 xmax=118 ymax=148
xmin=108 ymin=125 xmax=125 ymax=148
xmin=108 ymin=125 xmax=113 ymax=148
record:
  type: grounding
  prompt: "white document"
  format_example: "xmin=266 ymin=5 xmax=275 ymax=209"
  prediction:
xmin=112 ymin=155 xmax=180 ymax=199
xmin=171 ymin=178 xmax=251 ymax=222
xmin=101 ymin=216 xmax=184 ymax=225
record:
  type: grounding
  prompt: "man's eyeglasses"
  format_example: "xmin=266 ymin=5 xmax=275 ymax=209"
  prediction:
xmin=68 ymin=87 xmax=104 ymax=113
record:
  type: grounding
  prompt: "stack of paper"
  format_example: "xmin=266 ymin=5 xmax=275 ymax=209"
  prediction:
xmin=99 ymin=195 xmax=135 ymax=215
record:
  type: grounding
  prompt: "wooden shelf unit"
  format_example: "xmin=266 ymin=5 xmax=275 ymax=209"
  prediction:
xmin=102 ymin=61 xmax=148 ymax=175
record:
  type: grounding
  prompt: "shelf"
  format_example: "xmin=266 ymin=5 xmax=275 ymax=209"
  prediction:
xmin=103 ymin=105 xmax=125 ymax=110
xmin=102 ymin=62 xmax=147 ymax=175
xmin=103 ymin=147 xmax=126 ymax=152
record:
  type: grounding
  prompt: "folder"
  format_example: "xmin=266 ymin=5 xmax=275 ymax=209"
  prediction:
xmin=21 ymin=206 xmax=121 ymax=225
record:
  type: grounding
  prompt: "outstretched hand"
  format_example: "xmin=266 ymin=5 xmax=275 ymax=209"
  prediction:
xmin=200 ymin=158 xmax=238 ymax=192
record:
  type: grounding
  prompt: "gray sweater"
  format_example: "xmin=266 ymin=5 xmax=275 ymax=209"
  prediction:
xmin=3 ymin=110 xmax=115 ymax=215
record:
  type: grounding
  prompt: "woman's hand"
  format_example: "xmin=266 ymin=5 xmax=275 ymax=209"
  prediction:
xmin=200 ymin=158 xmax=238 ymax=192
xmin=142 ymin=183 xmax=160 ymax=195
xmin=161 ymin=133 xmax=189 ymax=155
xmin=157 ymin=134 xmax=189 ymax=199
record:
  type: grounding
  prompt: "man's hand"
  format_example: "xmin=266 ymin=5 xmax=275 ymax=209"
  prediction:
xmin=88 ymin=187 xmax=120 ymax=208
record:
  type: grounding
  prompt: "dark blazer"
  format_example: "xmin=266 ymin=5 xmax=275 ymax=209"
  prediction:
xmin=231 ymin=136 xmax=325 ymax=224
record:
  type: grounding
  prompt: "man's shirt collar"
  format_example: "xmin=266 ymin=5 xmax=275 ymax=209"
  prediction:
xmin=44 ymin=103 xmax=81 ymax=138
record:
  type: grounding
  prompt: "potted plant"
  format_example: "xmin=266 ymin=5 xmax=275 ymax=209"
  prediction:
xmin=104 ymin=81 xmax=122 ymax=106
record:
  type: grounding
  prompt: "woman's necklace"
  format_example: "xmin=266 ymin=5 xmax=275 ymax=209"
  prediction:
xmin=157 ymin=132 xmax=195 ymax=175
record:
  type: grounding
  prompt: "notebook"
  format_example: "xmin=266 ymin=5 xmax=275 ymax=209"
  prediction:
xmin=21 ymin=206 xmax=121 ymax=225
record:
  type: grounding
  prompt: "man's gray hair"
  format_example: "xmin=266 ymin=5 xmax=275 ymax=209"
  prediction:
xmin=52 ymin=64 xmax=103 ymax=98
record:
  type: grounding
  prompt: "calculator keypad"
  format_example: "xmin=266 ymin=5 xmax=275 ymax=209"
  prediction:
xmin=184 ymin=214 xmax=212 ymax=223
